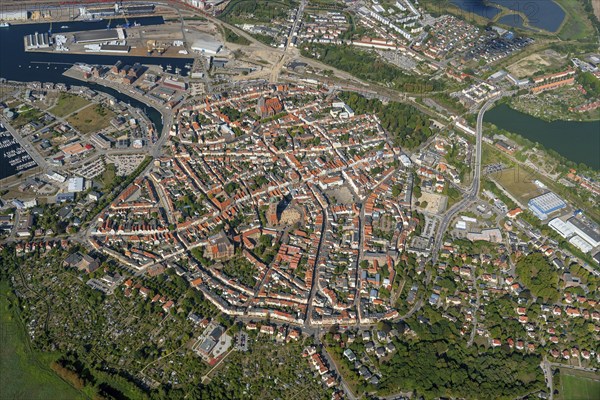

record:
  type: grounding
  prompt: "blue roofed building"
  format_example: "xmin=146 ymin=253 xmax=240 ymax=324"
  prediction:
xmin=528 ymin=192 xmax=566 ymax=220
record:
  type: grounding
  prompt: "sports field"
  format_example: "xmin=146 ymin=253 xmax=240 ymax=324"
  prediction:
xmin=560 ymin=370 xmax=600 ymax=400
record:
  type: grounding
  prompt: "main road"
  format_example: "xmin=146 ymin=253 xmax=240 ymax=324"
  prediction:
xmin=430 ymin=95 xmax=501 ymax=264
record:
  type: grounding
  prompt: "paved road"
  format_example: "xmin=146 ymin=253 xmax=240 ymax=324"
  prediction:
xmin=270 ymin=0 xmax=307 ymax=83
xmin=541 ymin=358 xmax=554 ymax=400
xmin=320 ymin=346 xmax=358 ymax=400
xmin=431 ymin=95 xmax=501 ymax=265
xmin=305 ymin=184 xmax=329 ymax=325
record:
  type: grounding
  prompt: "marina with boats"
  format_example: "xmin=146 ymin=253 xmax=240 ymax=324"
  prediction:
xmin=0 ymin=127 xmax=38 ymax=180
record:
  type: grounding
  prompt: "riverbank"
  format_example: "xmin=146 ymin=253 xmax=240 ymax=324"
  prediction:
xmin=508 ymin=93 xmax=600 ymax=123
xmin=485 ymin=103 xmax=600 ymax=169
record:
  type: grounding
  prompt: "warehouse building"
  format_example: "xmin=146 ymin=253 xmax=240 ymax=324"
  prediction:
xmin=162 ymin=78 xmax=187 ymax=91
xmin=0 ymin=10 xmax=29 ymax=21
xmin=122 ymin=4 xmax=155 ymax=15
xmin=24 ymin=32 xmax=51 ymax=50
xmin=528 ymin=191 xmax=566 ymax=220
xmin=80 ymin=4 xmax=154 ymax=18
xmin=566 ymin=217 xmax=600 ymax=248
xmin=74 ymin=28 xmax=125 ymax=44
xmin=191 ymin=38 xmax=222 ymax=55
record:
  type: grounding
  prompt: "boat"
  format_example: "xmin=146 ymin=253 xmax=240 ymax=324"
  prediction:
xmin=0 ymin=22 xmax=10 ymax=28
xmin=84 ymin=18 xmax=102 ymax=22
xmin=60 ymin=25 xmax=69 ymax=29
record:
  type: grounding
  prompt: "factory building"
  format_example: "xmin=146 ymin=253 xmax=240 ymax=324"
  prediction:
xmin=528 ymin=191 xmax=566 ymax=220
xmin=566 ymin=217 xmax=600 ymax=248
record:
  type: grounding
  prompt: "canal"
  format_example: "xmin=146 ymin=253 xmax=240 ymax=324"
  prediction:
xmin=485 ymin=103 xmax=600 ymax=169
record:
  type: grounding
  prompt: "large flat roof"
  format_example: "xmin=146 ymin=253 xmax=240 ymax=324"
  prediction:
xmin=74 ymin=29 xmax=119 ymax=43
xmin=528 ymin=191 xmax=566 ymax=214
xmin=567 ymin=217 xmax=600 ymax=243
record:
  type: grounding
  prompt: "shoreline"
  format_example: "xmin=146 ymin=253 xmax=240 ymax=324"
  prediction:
xmin=504 ymin=100 xmax=600 ymax=123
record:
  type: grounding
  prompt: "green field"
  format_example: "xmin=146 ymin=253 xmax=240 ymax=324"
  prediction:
xmin=560 ymin=370 xmax=600 ymax=400
xmin=555 ymin=0 xmax=597 ymax=41
xmin=0 ymin=281 xmax=85 ymax=400
xmin=222 ymin=26 xmax=251 ymax=45
xmin=49 ymin=93 xmax=91 ymax=118
xmin=66 ymin=104 xmax=115 ymax=135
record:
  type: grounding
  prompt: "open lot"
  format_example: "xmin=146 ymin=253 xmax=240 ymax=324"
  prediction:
xmin=419 ymin=191 xmax=448 ymax=214
xmin=66 ymin=104 xmax=115 ymax=134
xmin=559 ymin=369 xmax=600 ymax=400
xmin=489 ymin=167 xmax=544 ymax=205
xmin=506 ymin=50 xmax=567 ymax=78
xmin=48 ymin=93 xmax=91 ymax=118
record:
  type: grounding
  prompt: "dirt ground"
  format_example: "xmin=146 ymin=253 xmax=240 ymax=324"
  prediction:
xmin=506 ymin=49 xmax=567 ymax=78
xmin=418 ymin=191 xmax=447 ymax=215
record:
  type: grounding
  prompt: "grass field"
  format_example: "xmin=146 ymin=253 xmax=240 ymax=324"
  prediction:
xmin=555 ymin=0 xmax=597 ymax=41
xmin=66 ymin=104 xmax=115 ymax=135
xmin=222 ymin=26 xmax=251 ymax=45
xmin=100 ymin=163 xmax=117 ymax=190
xmin=13 ymin=107 xmax=44 ymax=129
xmin=559 ymin=370 xmax=600 ymax=400
xmin=0 ymin=281 xmax=85 ymax=400
xmin=49 ymin=93 xmax=91 ymax=118
xmin=490 ymin=167 xmax=545 ymax=206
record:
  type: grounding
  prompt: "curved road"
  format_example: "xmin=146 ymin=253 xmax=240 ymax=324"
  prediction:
xmin=431 ymin=95 xmax=501 ymax=264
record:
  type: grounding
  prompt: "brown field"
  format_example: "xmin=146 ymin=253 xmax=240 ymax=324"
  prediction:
xmin=593 ymin=0 xmax=600 ymax=21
